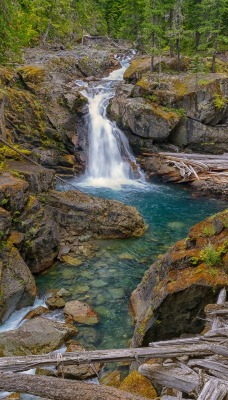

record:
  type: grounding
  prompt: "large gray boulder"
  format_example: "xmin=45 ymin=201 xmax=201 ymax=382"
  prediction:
xmin=0 ymin=316 xmax=77 ymax=356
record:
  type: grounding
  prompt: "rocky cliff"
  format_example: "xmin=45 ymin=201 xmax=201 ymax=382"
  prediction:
xmin=131 ymin=209 xmax=228 ymax=347
xmin=108 ymin=56 xmax=228 ymax=155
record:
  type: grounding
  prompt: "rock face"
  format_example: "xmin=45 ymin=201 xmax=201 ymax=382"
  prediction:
xmin=0 ymin=244 xmax=36 ymax=324
xmin=109 ymin=56 xmax=228 ymax=155
xmin=0 ymin=164 xmax=145 ymax=321
xmin=0 ymin=317 xmax=77 ymax=356
xmin=131 ymin=209 xmax=228 ymax=347
xmin=64 ymin=300 xmax=99 ymax=324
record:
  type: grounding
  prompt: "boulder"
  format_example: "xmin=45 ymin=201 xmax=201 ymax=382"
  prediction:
xmin=0 ymin=244 xmax=37 ymax=324
xmin=170 ymin=117 xmax=228 ymax=153
xmin=109 ymin=95 xmax=180 ymax=142
xmin=64 ymin=300 xmax=99 ymax=324
xmin=46 ymin=189 xmax=145 ymax=240
xmin=131 ymin=210 xmax=228 ymax=347
xmin=119 ymin=370 xmax=158 ymax=399
xmin=23 ymin=306 xmax=48 ymax=320
xmin=0 ymin=316 xmax=77 ymax=356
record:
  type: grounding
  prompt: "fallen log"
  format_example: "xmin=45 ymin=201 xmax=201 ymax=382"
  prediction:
xmin=197 ymin=379 xmax=227 ymax=400
xmin=0 ymin=344 xmax=212 ymax=373
xmin=0 ymin=372 xmax=147 ymax=400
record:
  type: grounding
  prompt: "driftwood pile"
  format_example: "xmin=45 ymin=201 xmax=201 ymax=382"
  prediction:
xmin=0 ymin=289 xmax=227 ymax=399
xmin=139 ymin=288 xmax=228 ymax=400
xmin=142 ymin=152 xmax=228 ymax=184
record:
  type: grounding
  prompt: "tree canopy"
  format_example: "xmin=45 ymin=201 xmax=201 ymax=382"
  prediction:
xmin=0 ymin=0 xmax=227 ymax=63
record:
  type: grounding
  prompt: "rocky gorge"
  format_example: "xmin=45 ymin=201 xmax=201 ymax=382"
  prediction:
xmin=0 ymin=41 xmax=227 ymax=399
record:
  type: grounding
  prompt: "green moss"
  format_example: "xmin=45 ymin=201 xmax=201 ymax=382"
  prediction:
xmin=201 ymin=224 xmax=217 ymax=237
xmin=200 ymin=241 xmax=228 ymax=267
xmin=213 ymin=93 xmax=227 ymax=110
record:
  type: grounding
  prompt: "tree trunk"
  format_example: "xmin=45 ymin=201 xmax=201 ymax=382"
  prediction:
xmin=176 ymin=36 xmax=181 ymax=72
xmin=150 ymin=32 xmax=155 ymax=73
xmin=0 ymin=373 xmax=147 ymax=400
xmin=195 ymin=30 xmax=200 ymax=50
xmin=0 ymin=95 xmax=6 ymax=140
xmin=42 ymin=19 xmax=52 ymax=45
xmin=169 ymin=9 xmax=174 ymax=57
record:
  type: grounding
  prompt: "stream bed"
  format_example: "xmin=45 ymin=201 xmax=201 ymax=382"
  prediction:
xmin=36 ymin=181 xmax=226 ymax=349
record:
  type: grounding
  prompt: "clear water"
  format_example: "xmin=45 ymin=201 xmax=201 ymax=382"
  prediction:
xmin=36 ymin=181 xmax=226 ymax=350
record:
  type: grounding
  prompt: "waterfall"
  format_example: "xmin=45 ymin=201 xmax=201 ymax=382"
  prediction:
xmin=78 ymin=54 xmax=145 ymax=189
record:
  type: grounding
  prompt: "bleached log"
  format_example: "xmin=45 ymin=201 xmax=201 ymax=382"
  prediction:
xmin=149 ymin=337 xmax=202 ymax=347
xmin=197 ymin=379 xmax=227 ymax=400
xmin=0 ymin=344 xmax=212 ymax=373
xmin=0 ymin=372 xmax=147 ymax=400
xmin=188 ymin=359 xmax=228 ymax=379
xmin=204 ymin=328 xmax=228 ymax=338
xmin=210 ymin=344 xmax=228 ymax=358
xmin=138 ymin=363 xmax=200 ymax=394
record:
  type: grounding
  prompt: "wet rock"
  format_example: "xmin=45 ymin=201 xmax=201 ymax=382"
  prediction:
xmin=60 ymin=255 xmax=82 ymax=266
xmin=46 ymin=296 xmax=66 ymax=310
xmin=0 ymin=316 xmax=77 ymax=356
xmin=64 ymin=300 xmax=99 ymax=325
xmin=90 ymin=279 xmax=108 ymax=288
xmin=109 ymin=288 xmax=125 ymax=299
xmin=23 ymin=306 xmax=48 ymax=320
xmin=131 ymin=210 xmax=228 ymax=347
xmin=0 ymin=244 xmax=36 ymax=323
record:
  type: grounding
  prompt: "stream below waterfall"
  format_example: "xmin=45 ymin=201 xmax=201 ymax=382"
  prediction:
xmin=1 ymin=53 xmax=226 ymax=354
xmin=36 ymin=56 xmax=226 ymax=350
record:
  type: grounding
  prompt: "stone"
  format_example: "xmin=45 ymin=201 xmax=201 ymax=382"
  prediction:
xmin=90 ymin=279 xmax=108 ymax=288
xmin=60 ymin=255 xmax=82 ymax=266
xmin=119 ymin=370 xmax=158 ymax=399
xmin=0 ymin=316 xmax=78 ymax=356
xmin=23 ymin=306 xmax=48 ymax=320
xmin=46 ymin=189 xmax=145 ymax=240
xmin=109 ymin=288 xmax=125 ymax=299
xmin=46 ymin=296 xmax=66 ymax=309
xmin=64 ymin=300 xmax=99 ymax=325
xmin=0 ymin=244 xmax=37 ymax=324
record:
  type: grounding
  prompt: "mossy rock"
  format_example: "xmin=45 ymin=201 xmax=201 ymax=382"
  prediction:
xmin=17 ymin=66 xmax=45 ymax=84
xmin=119 ymin=370 xmax=158 ymax=398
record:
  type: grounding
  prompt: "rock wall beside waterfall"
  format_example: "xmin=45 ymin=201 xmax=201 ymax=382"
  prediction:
xmin=131 ymin=209 xmax=228 ymax=347
xmin=108 ymin=56 xmax=228 ymax=155
xmin=0 ymin=45 xmax=125 ymax=174
xmin=0 ymin=163 xmax=145 ymax=323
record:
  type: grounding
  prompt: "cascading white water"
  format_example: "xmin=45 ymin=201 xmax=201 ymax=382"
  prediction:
xmin=78 ymin=53 xmax=145 ymax=189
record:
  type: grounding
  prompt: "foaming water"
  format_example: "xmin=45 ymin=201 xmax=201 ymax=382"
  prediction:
xmin=80 ymin=53 xmax=144 ymax=189
xmin=0 ymin=297 xmax=46 ymax=332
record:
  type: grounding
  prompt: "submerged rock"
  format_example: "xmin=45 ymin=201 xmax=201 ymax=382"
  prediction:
xmin=0 ymin=316 xmax=77 ymax=356
xmin=64 ymin=300 xmax=99 ymax=325
xmin=131 ymin=209 xmax=228 ymax=347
